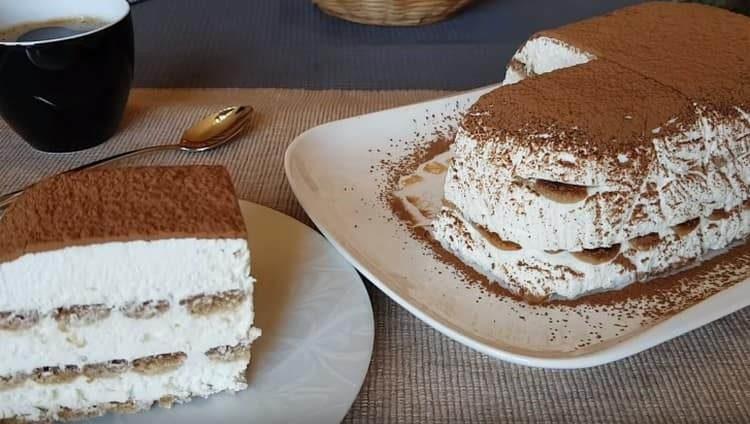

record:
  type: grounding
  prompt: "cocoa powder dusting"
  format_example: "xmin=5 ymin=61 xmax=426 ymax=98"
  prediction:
xmin=381 ymin=131 xmax=750 ymax=321
xmin=380 ymin=130 xmax=532 ymax=304
xmin=0 ymin=166 xmax=246 ymax=264
xmin=385 ymin=135 xmax=452 ymax=190
xmin=541 ymin=2 xmax=750 ymax=108
xmin=463 ymin=60 xmax=694 ymax=159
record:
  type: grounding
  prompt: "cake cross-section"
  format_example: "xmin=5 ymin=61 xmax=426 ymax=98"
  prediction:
xmin=434 ymin=2 xmax=750 ymax=301
xmin=0 ymin=165 xmax=260 ymax=422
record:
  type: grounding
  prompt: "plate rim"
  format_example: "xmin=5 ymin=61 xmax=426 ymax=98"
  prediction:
xmin=238 ymin=200 xmax=374 ymax=422
xmin=283 ymin=89 xmax=750 ymax=369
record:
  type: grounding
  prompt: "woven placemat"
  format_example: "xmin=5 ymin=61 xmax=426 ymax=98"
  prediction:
xmin=1 ymin=89 xmax=748 ymax=423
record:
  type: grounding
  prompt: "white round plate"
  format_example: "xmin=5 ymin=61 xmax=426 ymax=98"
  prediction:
xmin=95 ymin=201 xmax=374 ymax=424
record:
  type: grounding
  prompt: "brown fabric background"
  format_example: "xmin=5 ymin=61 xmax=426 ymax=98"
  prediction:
xmin=1 ymin=89 xmax=748 ymax=423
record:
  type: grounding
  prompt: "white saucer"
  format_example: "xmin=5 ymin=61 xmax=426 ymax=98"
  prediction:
xmin=94 ymin=201 xmax=374 ymax=424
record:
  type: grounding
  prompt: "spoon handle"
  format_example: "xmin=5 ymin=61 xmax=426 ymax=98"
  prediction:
xmin=0 ymin=144 xmax=179 ymax=209
xmin=63 ymin=144 xmax=180 ymax=174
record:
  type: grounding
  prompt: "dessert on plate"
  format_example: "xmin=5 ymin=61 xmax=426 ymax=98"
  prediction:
xmin=0 ymin=166 xmax=261 ymax=422
xmin=433 ymin=2 xmax=750 ymax=302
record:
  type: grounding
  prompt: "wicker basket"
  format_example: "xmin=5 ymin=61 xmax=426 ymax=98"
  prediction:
xmin=314 ymin=0 xmax=473 ymax=26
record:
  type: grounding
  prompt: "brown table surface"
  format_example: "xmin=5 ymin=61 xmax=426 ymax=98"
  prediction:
xmin=1 ymin=89 xmax=748 ymax=423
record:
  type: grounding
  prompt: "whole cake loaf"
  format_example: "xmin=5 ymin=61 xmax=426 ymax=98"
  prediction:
xmin=0 ymin=166 xmax=260 ymax=422
xmin=434 ymin=2 xmax=750 ymax=301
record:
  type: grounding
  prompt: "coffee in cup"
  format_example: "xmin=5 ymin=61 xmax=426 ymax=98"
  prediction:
xmin=0 ymin=0 xmax=133 ymax=152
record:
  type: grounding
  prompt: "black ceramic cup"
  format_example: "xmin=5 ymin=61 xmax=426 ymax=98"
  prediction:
xmin=0 ymin=0 xmax=133 ymax=152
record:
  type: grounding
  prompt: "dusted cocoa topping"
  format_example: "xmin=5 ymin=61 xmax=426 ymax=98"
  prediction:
xmin=0 ymin=166 xmax=247 ymax=264
xmin=384 ymin=135 xmax=453 ymax=196
xmin=571 ymin=244 xmax=621 ymax=265
xmin=517 ymin=290 xmax=550 ymax=306
xmin=464 ymin=60 xmax=693 ymax=159
xmin=541 ymin=2 xmax=750 ymax=108
xmin=533 ymin=179 xmax=588 ymax=204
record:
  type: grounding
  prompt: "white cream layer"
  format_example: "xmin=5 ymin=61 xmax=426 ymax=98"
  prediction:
xmin=0 ymin=354 xmax=249 ymax=422
xmin=502 ymin=36 xmax=594 ymax=85
xmin=0 ymin=238 xmax=254 ymax=312
xmin=0 ymin=295 xmax=257 ymax=376
xmin=433 ymin=205 xmax=750 ymax=300
xmin=446 ymin=107 xmax=750 ymax=251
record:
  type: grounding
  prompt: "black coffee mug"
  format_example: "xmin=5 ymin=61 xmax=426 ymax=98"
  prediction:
xmin=0 ymin=0 xmax=133 ymax=152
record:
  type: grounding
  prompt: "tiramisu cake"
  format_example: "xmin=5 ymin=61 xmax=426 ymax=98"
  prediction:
xmin=0 ymin=166 xmax=261 ymax=422
xmin=433 ymin=2 xmax=750 ymax=301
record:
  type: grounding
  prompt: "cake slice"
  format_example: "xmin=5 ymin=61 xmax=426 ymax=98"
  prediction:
xmin=0 ymin=166 xmax=260 ymax=422
xmin=433 ymin=2 xmax=750 ymax=301
xmin=454 ymin=2 xmax=750 ymax=252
